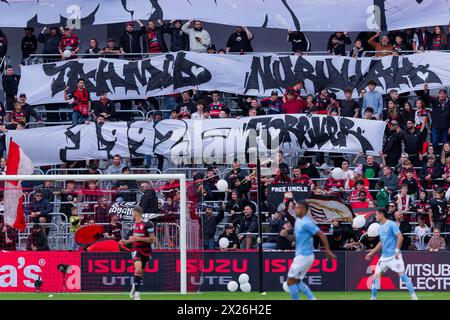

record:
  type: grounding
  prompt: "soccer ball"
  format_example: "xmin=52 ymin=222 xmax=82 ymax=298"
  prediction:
xmin=240 ymin=282 xmax=251 ymax=292
xmin=367 ymin=223 xmax=381 ymax=237
xmin=352 ymin=215 xmax=366 ymax=229
xmin=216 ymin=179 xmax=229 ymax=192
xmin=219 ymin=237 xmax=230 ymax=249
xmin=238 ymin=273 xmax=249 ymax=284
xmin=63 ymin=49 xmax=72 ymax=58
xmin=227 ymin=281 xmax=239 ymax=292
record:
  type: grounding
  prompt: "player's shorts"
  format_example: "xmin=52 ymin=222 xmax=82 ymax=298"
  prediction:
xmin=375 ymin=254 xmax=405 ymax=274
xmin=287 ymin=254 xmax=315 ymax=280
xmin=132 ymin=251 xmax=151 ymax=267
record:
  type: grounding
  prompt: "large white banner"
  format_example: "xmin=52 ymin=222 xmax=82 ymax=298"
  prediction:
xmin=19 ymin=51 xmax=450 ymax=105
xmin=0 ymin=0 xmax=448 ymax=31
xmin=6 ymin=114 xmax=386 ymax=166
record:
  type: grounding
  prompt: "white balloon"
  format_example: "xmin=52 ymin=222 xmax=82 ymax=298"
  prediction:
xmin=282 ymin=281 xmax=289 ymax=293
xmin=367 ymin=223 xmax=381 ymax=237
xmin=240 ymin=282 xmax=251 ymax=292
xmin=238 ymin=273 xmax=249 ymax=284
xmin=216 ymin=179 xmax=229 ymax=192
xmin=219 ymin=237 xmax=230 ymax=249
xmin=331 ymin=168 xmax=344 ymax=180
xmin=63 ymin=49 xmax=72 ymax=58
xmin=352 ymin=215 xmax=366 ymax=229
xmin=227 ymin=281 xmax=239 ymax=292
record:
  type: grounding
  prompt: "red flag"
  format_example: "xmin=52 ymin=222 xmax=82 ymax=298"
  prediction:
xmin=4 ymin=140 xmax=34 ymax=231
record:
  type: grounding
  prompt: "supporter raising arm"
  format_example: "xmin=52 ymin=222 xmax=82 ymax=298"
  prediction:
xmin=182 ymin=19 xmax=211 ymax=53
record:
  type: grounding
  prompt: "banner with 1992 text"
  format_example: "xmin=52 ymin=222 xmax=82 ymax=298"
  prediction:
xmin=6 ymin=114 xmax=385 ymax=166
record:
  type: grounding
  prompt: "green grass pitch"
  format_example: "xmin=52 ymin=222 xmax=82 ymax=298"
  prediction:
xmin=0 ymin=291 xmax=449 ymax=300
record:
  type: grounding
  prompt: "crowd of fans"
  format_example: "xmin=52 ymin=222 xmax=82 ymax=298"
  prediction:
xmin=0 ymin=22 xmax=449 ymax=252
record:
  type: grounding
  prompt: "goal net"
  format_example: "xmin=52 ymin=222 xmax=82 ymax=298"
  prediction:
xmin=0 ymin=173 xmax=200 ymax=294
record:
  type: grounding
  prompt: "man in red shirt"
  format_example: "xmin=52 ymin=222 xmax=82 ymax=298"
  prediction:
xmin=64 ymin=78 xmax=91 ymax=125
xmin=58 ymin=26 xmax=80 ymax=60
xmin=145 ymin=20 xmax=167 ymax=53
xmin=208 ymin=91 xmax=225 ymax=118
xmin=282 ymin=89 xmax=306 ymax=114
xmin=291 ymin=166 xmax=315 ymax=191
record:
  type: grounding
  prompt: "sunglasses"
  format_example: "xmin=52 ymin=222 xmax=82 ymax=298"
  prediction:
xmin=35 ymin=194 xmax=43 ymax=197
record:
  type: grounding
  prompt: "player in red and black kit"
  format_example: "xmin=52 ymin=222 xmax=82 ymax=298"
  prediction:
xmin=120 ymin=206 xmax=155 ymax=300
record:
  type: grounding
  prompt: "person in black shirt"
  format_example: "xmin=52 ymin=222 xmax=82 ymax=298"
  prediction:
xmin=21 ymin=27 xmax=37 ymax=63
xmin=428 ymin=188 xmax=448 ymax=232
xmin=298 ymin=158 xmax=320 ymax=179
xmin=360 ymin=234 xmax=379 ymax=250
xmin=339 ymin=87 xmax=359 ymax=117
xmin=38 ymin=27 xmax=61 ymax=55
xmin=93 ymin=92 xmax=116 ymax=121
xmin=237 ymin=205 xmax=258 ymax=249
xmin=119 ymin=20 xmax=146 ymax=56
xmin=401 ymin=120 xmax=421 ymax=167
xmin=287 ymin=30 xmax=310 ymax=53
xmin=423 ymin=84 xmax=450 ymax=154
xmin=85 ymin=38 xmax=101 ymax=57
xmin=393 ymin=211 xmax=411 ymax=250
xmin=218 ymin=224 xmax=239 ymax=251
xmin=114 ymin=166 xmax=138 ymax=202
xmin=26 ymin=224 xmax=49 ymax=251
xmin=102 ymin=38 xmax=122 ymax=58
xmin=201 ymin=205 xmax=225 ymax=249
xmin=262 ymin=211 xmax=286 ymax=249
xmin=161 ymin=20 xmax=189 ymax=52
xmin=0 ymin=29 xmax=7 ymax=64
xmin=176 ymin=91 xmax=196 ymax=114
xmin=2 ymin=65 xmax=20 ymax=111
xmin=276 ymin=221 xmax=294 ymax=250
xmin=383 ymin=120 xmax=402 ymax=167
xmin=348 ymin=39 xmax=365 ymax=58
xmin=226 ymin=26 xmax=253 ymax=53
xmin=103 ymin=214 xmax=123 ymax=241
xmin=327 ymin=32 xmax=351 ymax=55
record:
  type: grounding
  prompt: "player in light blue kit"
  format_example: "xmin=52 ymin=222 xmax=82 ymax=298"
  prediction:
xmin=365 ymin=208 xmax=418 ymax=300
xmin=285 ymin=201 xmax=335 ymax=300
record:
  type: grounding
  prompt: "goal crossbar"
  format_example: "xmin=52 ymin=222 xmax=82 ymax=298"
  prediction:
xmin=0 ymin=174 xmax=188 ymax=295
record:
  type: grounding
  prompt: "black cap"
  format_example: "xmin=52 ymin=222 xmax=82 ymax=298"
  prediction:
xmin=436 ymin=187 xmax=445 ymax=193
xmin=271 ymin=90 xmax=279 ymax=96
xmin=19 ymin=93 xmax=26 ymax=98
xmin=107 ymin=37 xmax=115 ymax=42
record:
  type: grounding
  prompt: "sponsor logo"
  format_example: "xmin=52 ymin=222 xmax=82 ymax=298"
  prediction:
xmin=0 ymin=251 xmax=80 ymax=292
xmin=264 ymin=258 xmax=338 ymax=273
xmin=355 ymin=255 xmax=396 ymax=290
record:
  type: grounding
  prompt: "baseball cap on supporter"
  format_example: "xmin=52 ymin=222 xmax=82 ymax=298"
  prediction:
xmin=19 ymin=93 xmax=26 ymax=98
xmin=107 ymin=37 xmax=115 ymax=42
xmin=436 ymin=187 xmax=445 ymax=194
xmin=271 ymin=90 xmax=279 ymax=96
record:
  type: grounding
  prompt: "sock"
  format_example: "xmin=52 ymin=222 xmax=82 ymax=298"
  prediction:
xmin=400 ymin=274 xmax=415 ymax=296
xmin=134 ymin=275 xmax=142 ymax=291
xmin=288 ymin=284 xmax=300 ymax=300
xmin=297 ymin=282 xmax=315 ymax=300
xmin=371 ymin=278 xmax=380 ymax=299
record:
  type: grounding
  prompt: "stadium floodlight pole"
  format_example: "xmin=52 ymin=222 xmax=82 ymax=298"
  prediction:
xmin=0 ymin=173 xmax=188 ymax=295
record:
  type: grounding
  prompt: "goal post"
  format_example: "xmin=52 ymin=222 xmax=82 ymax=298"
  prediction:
xmin=0 ymin=173 xmax=188 ymax=295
